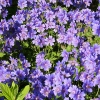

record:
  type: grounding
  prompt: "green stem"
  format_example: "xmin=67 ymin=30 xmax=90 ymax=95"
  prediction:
xmin=96 ymin=87 xmax=99 ymax=97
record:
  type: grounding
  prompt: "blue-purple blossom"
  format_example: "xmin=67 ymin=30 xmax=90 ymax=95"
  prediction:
xmin=32 ymin=35 xmax=46 ymax=47
xmin=18 ymin=0 xmax=27 ymax=9
xmin=64 ymin=97 xmax=69 ymax=100
xmin=40 ymin=86 xmax=50 ymax=97
xmin=62 ymin=0 xmax=73 ymax=7
xmin=57 ymin=34 xmax=67 ymax=43
xmin=16 ymin=69 xmax=26 ymax=80
xmin=22 ymin=60 xmax=31 ymax=68
xmin=45 ymin=36 xmax=55 ymax=46
xmin=45 ymin=10 xmax=55 ymax=21
xmin=9 ymin=57 xmax=17 ymax=66
xmin=53 ymin=85 xmax=62 ymax=96
xmin=83 ymin=81 xmax=93 ymax=93
xmin=94 ymin=74 xmax=100 ymax=88
xmin=61 ymin=50 xmax=69 ymax=62
xmin=49 ymin=0 xmax=57 ymax=3
xmin=18 ymin=25 xmax=28 ymax=40
xmin=12 ymin=14 xmax=25 ymax=24
xmin=0 ymin=0 xmax=100 ymax=99
xmin=92 ymin=24 xmax=100 ymax=36
xmin=40 ymin=59 xmax=52 ymax=71
xmin=83 ymin=0 xmax=92 ymax=6
xmin=68 ymin=85 xmax=85 ymax=100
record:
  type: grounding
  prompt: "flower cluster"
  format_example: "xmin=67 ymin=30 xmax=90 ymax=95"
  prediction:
xmin=0 ymin=0 xmax=12 ymax=18
xmin=0 ymin=0 xmax=100 ymax=100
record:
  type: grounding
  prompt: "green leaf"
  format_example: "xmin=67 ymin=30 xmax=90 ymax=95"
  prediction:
xmin=56 ymin=52 xmax=60 ymax=57
xmin=0 ymin=35 xmax=3 ymax=39
xmin=50 ymin=57 xmax=58 ymax=61
xmin=23 ymin=42 xmax=29 ymax=48
xmin=10 ymin=82 xmax=19 ymax=98
xmin=52 ymin=52 xmax=57 ymax=56
xmin=0 ymin=52 xmax=5 ymax=57
xmin=62 ymin=7 xmax=68 ymax=11
xmin=0 ymin=83 xmax=15 ymax=100
xmin=0 ymin=93 xmax=3 ymax=97
xmin=51 ymin=98 xmax=55 ymax=100
xmin=16 ymin=85 xmax=30 ymax=100
xmin=66 ymin=45 xmax=73 ymax=52
xmin=56 ymin=95 xmax=63 ymax=100
xmin=76 ymin=66 xmax=84 ymax=73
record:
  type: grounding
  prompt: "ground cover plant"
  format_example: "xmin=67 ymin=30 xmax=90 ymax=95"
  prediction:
xmin=0 ymin=0 xmax=100 ymax=100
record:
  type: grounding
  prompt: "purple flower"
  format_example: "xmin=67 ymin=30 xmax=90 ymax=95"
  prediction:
xmin=72 ymin=36 xmax=79 ymax=47
xmin=16 ymin=69 xmax=26 ymax=80
xmin=53 ymin=72 xmax=64 ymax=85
xmin=67 ymin=27 xmax=77 ymax=35
xmin=0 ymin=0 xmax=7 ymax=7
xmin=57 ymin=25 xmax=66 ymax=34
xmin=71 ymin=48 xmax=78 ymax=58
xmin=18 ymin=0 xmax=27 ymax=9
xmin=93 ymin=24 xmax=100 ymax=36
xmin=63 ymin=78 xmax=72 ymax=87
xmin=45 ymin=74 xmax=55 ymax=87
xmin=0 ymin=6 xmax=2 ymax=14
xmin=49 ymin=0 xmax=57 ymax=3
xmin=25 ymin=93 xmax=31 ymax=100
xmin=12 ymin=14 xmax=25 ymax=24
xmin=0 ymin=19 xmax=9 ymax=31
xmin=9 ymin=56 xmax=17 ymax=66
xmin=81 ymin=8 xmax=94 ymax=25
xmin=92 ymin=44 xmax=100 ymax=55
xmin=82 ymin=81 xmax=93 ymax=93
xmin=36 ymin=24 xmax=45 ymax=33
xmin=45 ymin=36 xmax=55 ymax=46
xmin=29 ymin=69 xmax=43 ymax=84
xmin=45 ymin=21 xmax=56 ymax=29
xmin=68 ymin=85 xmax=79 ymax=99
xmin=3 ymin=71 xmax=11 ymax=82
xmin=55 ymin=61 xmax=66 ymax=72
xmin=61 ymin=85 xmax=68 ymax=97
xmin=68 ymin=85 xmax=85 ymax=100
xmin=32 ymin=35 xmax=46 ymax=47
xmin=57 ymin=8 xmax=68 ymax=24
xmin=22 ymin=60 xmax=31 ymax=68
xmin=76 ymin=90 xmax=85 ymax=100
xmin=57 ymin=34 xmax=67 ymax=43
xmin=27 ymin=0 xmax=34 ymax=4
xmin=19 ymin=53 xmax=25 ymax=61
xmin=83 ymin=0 xmax=92 ymax=6
xmin=94 ymin=74 xmax=100 ymax=88
xmin=61 ymin=50 xmax=69 ymax=62
xmin=53 ymin=85 xmax=62 ymax=96
xmin=80 ymin=71 xmax=94 ymax=82
xmin=73 ymin=10 xmax=83 ymax=22
xmin=45 ymin=10 xmax=55 ymax=21
xmin=18 ymin=25 xmax=28 ymax=40
xmin=65 ymin=34 xmax=74 ymax=45
xmin=40 ymin=59 xmax=52 ymax=71
xmin=64 ymin=97 xmax=69 ymax=100
xmin=83 ymin=59 xmax=96 ymax=71
xmin=36 ymin=52 xmax=45 ymax=67
xmin=5 ymin=38 xmax=15 ymax=47
xmin=2 ymin=9 xmax=8 ymax=18
xmin=91 ymin=98 xmax=100 ymax=100
xmin=40 ymin=86 xmax=50 ymax=97
xmin=0 ymin=66 xmax=10 ymax=82
xmin=62 ymin=0 xmax=73 ymax=7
